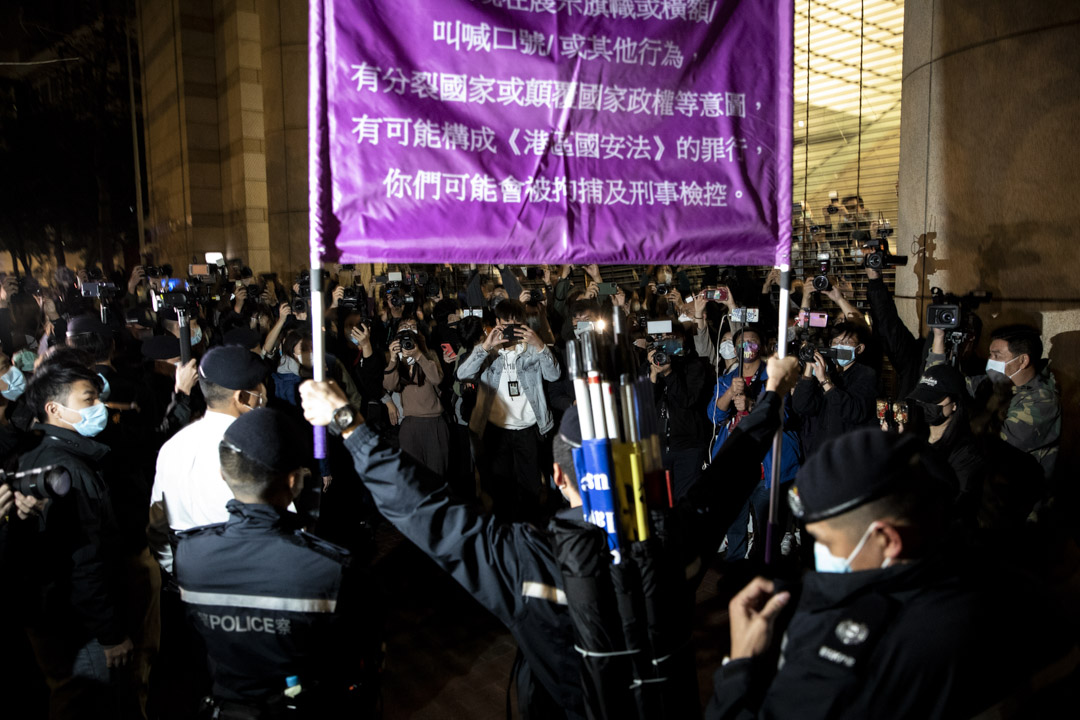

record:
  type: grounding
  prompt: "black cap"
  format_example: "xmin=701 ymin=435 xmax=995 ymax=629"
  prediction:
xmin=907 ymin=364 xmax=966 ymax=404
xmin=198 ymin=345 xmax=267 ymax=390
xmin=789 ymin=430 xmax=924 ymax=523
xmin=66 ymin=314 xmax=109 ymax=338
xmin=222 ymin=327 xmax=262 ymax=351
xmin=222 ymin=408 xmax=307 ymax=473
xmin=558 ymin=406 xmax=583 ymax=447
xmin=141 ymin=334 xmax=181 ymax=360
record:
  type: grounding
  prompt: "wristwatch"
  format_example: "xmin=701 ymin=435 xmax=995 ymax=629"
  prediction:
xmin=328 ymin=404 xmax=358 ymax=437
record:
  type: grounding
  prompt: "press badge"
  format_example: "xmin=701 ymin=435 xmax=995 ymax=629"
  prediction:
xmin=508 ymin=380 xmax=521 ymax=397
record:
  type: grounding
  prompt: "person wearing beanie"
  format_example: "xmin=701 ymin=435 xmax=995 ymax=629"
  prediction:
xmin=708 ymin=429 xmax=1073 ymax=720
xmin=173 ymin=408 xmax=377 ymax=716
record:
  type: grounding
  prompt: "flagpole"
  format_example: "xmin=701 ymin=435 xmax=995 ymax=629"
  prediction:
xmin=764 ymin=263 xmax=790 ymax=565
xmin=310 ymin=248 xmax=327 ymax=460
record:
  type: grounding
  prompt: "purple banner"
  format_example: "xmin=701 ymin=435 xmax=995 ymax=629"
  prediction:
xmin=309 ymin=0 xmax=792 ymax=265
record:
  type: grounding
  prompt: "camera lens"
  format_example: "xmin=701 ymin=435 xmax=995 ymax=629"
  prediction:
xmin=653 ymin=350 xmax=669 ymax=366
xmin=865 ymin=252 xmax=883 ymax=270
xmin=812 ymin=275 xmax=830 ymax=291
xmin=940 ymin=310 xmax=955 ymax=325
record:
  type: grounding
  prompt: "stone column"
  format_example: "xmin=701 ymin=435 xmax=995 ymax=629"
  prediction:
xmin=898 ymin=1 xmax=1080 ymax=476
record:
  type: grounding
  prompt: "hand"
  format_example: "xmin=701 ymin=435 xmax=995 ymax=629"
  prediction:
xmin=103 ymin=637 xmax=134 ymax=669
xmin=330 ymin=286 xmax=345 ymax=308
xmin=729 ymin=577 xmax=791 ymax=660
xmin=693 ymin=294 xmax=708 ymax=318
xmin=583 ymin=284 xmax=600 ymax=299
xmin=298 ymin=380 xmax=351 ymax=426
xmin=765 ymin=356 xmax=801 ymax=396
xmin=812 ymin=352 xmax=828 ymax=383
xmin=730 ymin=376 xmax=746 ymax=396
xmin=733 ymin=394 xmax=749 ymax=412
xmin=128 ymin=265 xmax=146 ymax=294
xmin=823 ymin=282 xmax=843 ymax=303
xmin=542 ymin=266 xmax=553 ymax=285
xmin=174 ymin=359 xmax=198 ymax=396
xmin=385 ymin=400 xmax=399 ymax=426
xmin=613 ymin=289 xmax=626 ymax=309
xmin=0 ymin=275 xmax=19 ymax=304
xmin=14 ymin=491 xmax=49 ymax=521
xmin=559 ymin=264 xmax=572 ymax=279
xmin=36 ymin=294 xmax=59 ymax=321
xmin=584 ymin=264 xmax=602 ymax=282
xmin=762 ymin=268 xmax=781 ymax=292
xmin=388 ymin=340 xmax=402 ymax=357
xmin=482 ymin=326 xmax=505 ymax=352
xmin=0 ymin=483 xmax=12 ymax=518
xmin=932 ymin=327 xmax=945 ymax=341
xmin=442 ymin=347 xmax=456 ymax=363
xmin=322 ymin=476 xmax=332 ymax=491
xmin=519 ymin=291 xmax=531 ymax=304
xmin=633 ymin=338 xmax=647 ymax=349
xmin=718 ymin=285 xmax=736 ymax=310
xmin=277 ymin=302 xmax=293 ymax=322
xmin=350 ymin=323 xmax=370 ymax=347
xmin=233 ymin=287 xmax=247 ymax=312
xmin=518 ymin=324 xmax=544 ymax=351
xmin=866 ymin=266 xmax=881 ymax=281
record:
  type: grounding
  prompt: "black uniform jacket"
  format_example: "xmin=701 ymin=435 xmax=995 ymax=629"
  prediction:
xmin=343 ymin=391 xmax=786 ymax=719
xmin=175 ymin=501 xmax=367 ymax=703
xmin=707 ymin=553 xmax=1074 ymax=719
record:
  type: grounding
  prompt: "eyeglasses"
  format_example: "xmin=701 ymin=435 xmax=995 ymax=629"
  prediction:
xmin=241 ymin=391 xmax=266 ymax=408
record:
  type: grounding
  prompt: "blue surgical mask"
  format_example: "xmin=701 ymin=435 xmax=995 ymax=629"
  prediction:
xmin=834 ymin=344 xmax=857 ymax=367
xmin=986 ymin=356 xmax=1020 ymax=383
xmin=59 ymin=401 xmax=109 ymax=437
xmin=814 ymin=522 xmax=884 ymax=573
xmin=0 ymin=366 xmax=26 ymax=401
xmin=190 ymin=327 xmax=203 ymax=346
xmin=97 ymin=373 xmax=112 ymax=402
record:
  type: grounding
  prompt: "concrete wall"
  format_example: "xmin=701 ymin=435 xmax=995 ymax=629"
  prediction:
xmin=898 ymin=1 xmax=1080 ymax=478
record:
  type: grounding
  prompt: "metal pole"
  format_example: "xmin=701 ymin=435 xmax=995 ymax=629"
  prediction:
xmin=125 ymin=12 xmax=146 ymax=258
xmin=310 ymin=247 xmax=327 ymax=459
xmin=764 ymin=263 xmax=790 ymax=566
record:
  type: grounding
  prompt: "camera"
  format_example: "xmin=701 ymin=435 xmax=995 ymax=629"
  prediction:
xmin=150 ymin=290 xmax=190 ymax=314
xmin=1 ymin=464 xmax=71 ymax=500
xmin=798 ymin=343 xmax=855 ymax=365
xmin=386 ymin=284 xmax=414 ymax=307
xmin=703 ymin=288 xmax=728 ymax=302
xmin=855 ymin=231 xmax=908 ymax=270
xmin=812 ymin=253 xmax=831 ymax=292
xmin=396 ymin=330 xmax=417 ymax=352
xmin=501 ymin=324 xmax=522 ymax=342
xmin=528 ymin=289 xmax=544 ymax=304
xmin=80 ymin=281 xmax=119 ymax=299
xmin=525 ymin=266 xmax=544 ymax=280
xmin=649 ymin=345 xmax=669 ymax=367
xmin=926 ymin=303 xmax=960 ymax=329
xmin=291 ymin=297 xmax=308 ymax=315
xmin=655 ymin=283 xmax=670 ymax=295
xmin=340 ymin=286 xmax=363 ymax=311
xmin=925 ymin=287 xmax=991 ymax=331
xmin=145 ymin=265 xmax=172 ymax=279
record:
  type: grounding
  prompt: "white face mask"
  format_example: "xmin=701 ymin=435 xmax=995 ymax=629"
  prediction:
xmin=986 ymin=356 xmax=1021 ymax=383
xmin=719 ymin=340 xmax=737 ymax=360
xmin=814 ymin=522 xmax=889 ymax=573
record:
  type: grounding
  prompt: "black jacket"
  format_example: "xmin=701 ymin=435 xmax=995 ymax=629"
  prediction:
xmin=866 ymin=277 xmax=928 ymax=399
xmin=706 ymin=553 xmax=1073 ymax=720
xmin=791 ymin=363 xmax=878 ymax=456
xmin=341 ymin=391 xmax=786 ymax=719
xmin=652 ymin=355 xmax=713 ymax=451
xmin=13 ymin=425 xmax=125 ymax=646
xmin=175 ymin=501 xmax=373 ymax=706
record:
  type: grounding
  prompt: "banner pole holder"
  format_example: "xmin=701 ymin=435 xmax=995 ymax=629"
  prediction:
xmin=764 ymin=263 xmax=790 ymax=566
xmin=311 ymin=246 xmax=327 ymax=460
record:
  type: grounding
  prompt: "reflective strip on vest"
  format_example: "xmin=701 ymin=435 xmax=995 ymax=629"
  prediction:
xmin=521 ymin=581 xmax=568 ymax=605
xmin=180 ymin=588 xmax=338 ymax=613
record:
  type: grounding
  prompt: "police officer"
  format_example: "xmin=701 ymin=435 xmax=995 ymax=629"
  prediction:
xmin=706 ymin=429 xmax=1075 ymax=719
xmin=174 ymin=408 xmax=377 ymax=719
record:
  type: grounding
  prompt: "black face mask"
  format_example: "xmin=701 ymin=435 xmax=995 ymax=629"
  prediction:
xmin=919 ymin=401 xmax=949 ymax=426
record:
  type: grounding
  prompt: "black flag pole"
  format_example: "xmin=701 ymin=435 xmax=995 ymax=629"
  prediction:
xmin=764 ymin=263 xmax=791 ymax=565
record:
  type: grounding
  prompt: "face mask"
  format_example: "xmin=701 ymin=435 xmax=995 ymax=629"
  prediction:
xmin=58 ymin=401 xmax=109 ymax=438
xmin=661 ymin=272 xmax=673 ymax=284
xmin=190 ymin=327 xmax=203 ymax=346
xmin=630 ymin=302 xmax=642 ymax=312
xmin=741 ymin=341 xmax=759 ymax=361
xmin=719 ymin=340 xmax=737 ymax=360
xmin=919 ymin=401 xmax=949 ymax=426
xmin=0 ymin=366 xmax=26 ymax=401
xmin=834 ymin=344 xmax=857 ymax=367
xmin=814 ymin=522 xmax=882 ymax=573
xmin=97 ymin=373 xmax=112 ymax=403
xmin=986 ymin=356 xmax=1020 ymax=383
xmin=678 ymin=313 xmax=693 ymax=324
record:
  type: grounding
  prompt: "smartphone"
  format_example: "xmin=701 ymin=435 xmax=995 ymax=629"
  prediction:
xmin=809 ymin=312 xmax=829 ymax=328
xmin=595 ymin=282 xmax=618 ymax=296
xmin=704 ymin=288 xmax=728 ymax=302
xmin=646 ymin=320 xmax=673 ymax=336
xmin=440 ymin=343 xmax=458 ymax=360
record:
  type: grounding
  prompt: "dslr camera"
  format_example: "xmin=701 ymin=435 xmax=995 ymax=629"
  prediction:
xmin=340 ymin=285 xmax=364 ymax=311
xmin=797 ymin=343 xmax=855 ymax=365
xmin=1 ymin=464 xmax=71 ymax=500
xmin=925 ymin=287 xmax=991 ymax=330
xmin=145 ymin=265 xmax=173 ymax=279
xmin=854 ymin=230 xmax=907 ymax=270
xmin=812 ymin=253 xmax=831 ymax=292
xmin=395 ymin=330 xmax=417 ymax=352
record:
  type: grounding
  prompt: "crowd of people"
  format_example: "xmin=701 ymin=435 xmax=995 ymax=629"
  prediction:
xmin=0 ymin=256 xmax=1073 ymax=719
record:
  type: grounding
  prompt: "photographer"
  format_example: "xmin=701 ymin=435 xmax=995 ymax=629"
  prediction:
xmin=864 ymin=265 xmax=929 ymax=399
xmin=457 ymin=299 xmax=560 ymax=522
xmin=792 ymin=321 xmax=878 ymax=455
xmin=646 ymin=328 xmax=712 ymax=501
xmin=384 ymin=316 xmax=448 ymax=475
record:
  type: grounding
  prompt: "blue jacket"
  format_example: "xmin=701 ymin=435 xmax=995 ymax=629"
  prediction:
xmin=707 ymin=364 xmax=801 ymax=488
xmin=456 ymin=343 xmax=561 ymax=434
